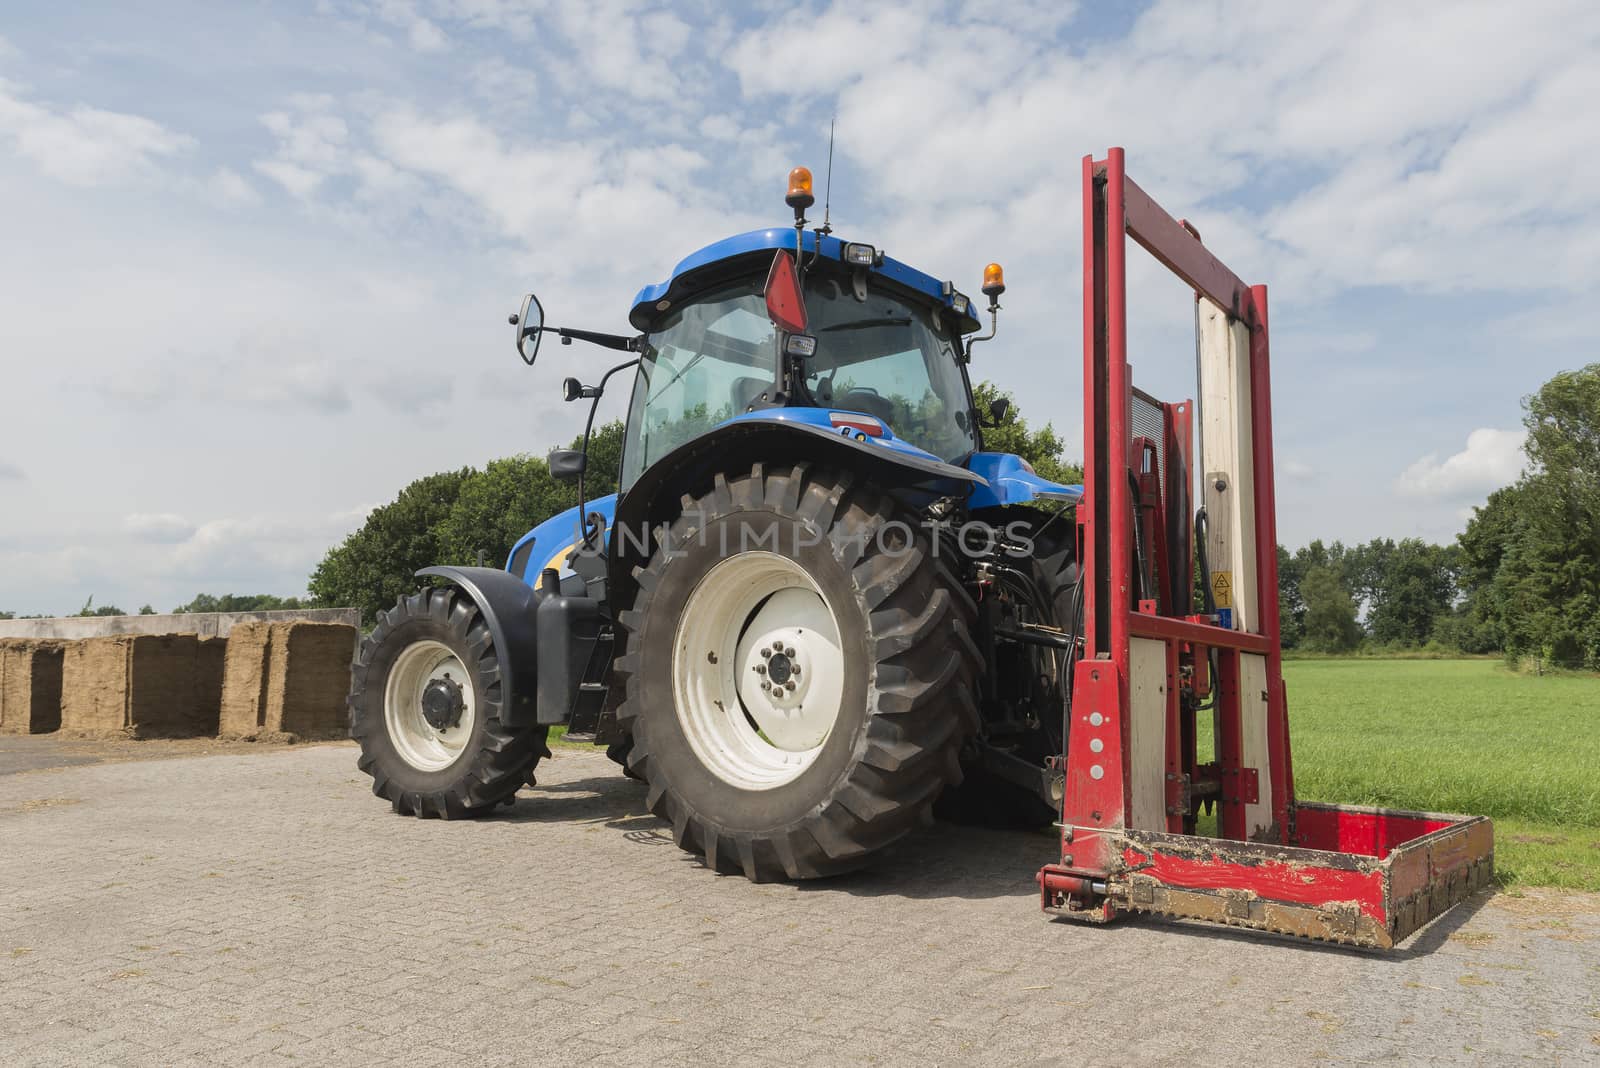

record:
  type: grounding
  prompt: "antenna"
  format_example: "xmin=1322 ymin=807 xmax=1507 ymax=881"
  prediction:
xmin=820 ymin=115 xmax=835 ymax=236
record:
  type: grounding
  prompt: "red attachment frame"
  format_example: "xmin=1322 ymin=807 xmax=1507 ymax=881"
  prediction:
xmin=1043 ymin=149 xmax=1492 ymax=948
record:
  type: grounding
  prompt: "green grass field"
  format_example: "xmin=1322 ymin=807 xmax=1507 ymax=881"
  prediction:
xmin=556 ymin=659 xmax=1598 ymax=891
xmin=1280 ymin=659 xmax=1600 ymax=891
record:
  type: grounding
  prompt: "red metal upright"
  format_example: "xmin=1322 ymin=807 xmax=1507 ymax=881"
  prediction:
xmin=1039 ymin=149 xmax=1493 ymax=948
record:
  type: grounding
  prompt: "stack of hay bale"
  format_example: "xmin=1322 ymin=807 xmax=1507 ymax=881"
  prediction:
xmin=219 ymin=622 xmax=355 ymax=740
xmin=0 ymin=622 xmax=355 ymax=741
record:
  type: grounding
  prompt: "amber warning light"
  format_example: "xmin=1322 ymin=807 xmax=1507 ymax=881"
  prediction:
xmin=982 ymin=263 xmax=1006 ymax=299
xmin=786 ymin=166 xmax=815 ymax=211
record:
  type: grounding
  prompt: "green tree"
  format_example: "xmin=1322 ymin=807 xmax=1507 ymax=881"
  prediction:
xmin=435 ymin=421 xmax=625 ymax=567
xmin=1276 ymin=544 xmax=1303 ymax=648
xmin=309 ymin=468 xmax=474 ymax=625
xmin=1456 ymin=484 xmax=1521 ymax=650
xmin=172 ymin=593 xmax=308 ymax=614
xmin=1299 ymin=565 xmax=1362 ymax=652
xmin=1363 ymin=539 xmax=1459 ymax=646
xmin=75 ymin=596 xmax=127 ymax=617
xmin=1456 ymin=364 xmax=1600 ymax=667
xmin=972 ymin=380 xmax=1083 ymax=485
xmin=308 ymin=422 xmax=626 ymax=625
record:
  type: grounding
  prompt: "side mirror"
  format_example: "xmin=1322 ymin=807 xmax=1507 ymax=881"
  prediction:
xmin=511 ymin=293 xmax=545 ymax=366
xmin=562 ymin=377 xmax=600 ymax=402
xmin=548 ymin=449 xmax=586 ymax=483
xmin=987 ymin=397 xmax=1011 ymax=426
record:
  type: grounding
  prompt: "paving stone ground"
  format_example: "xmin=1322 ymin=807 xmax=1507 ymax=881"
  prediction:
xmin=2 ymin=741 xmax=1598 ymax=1066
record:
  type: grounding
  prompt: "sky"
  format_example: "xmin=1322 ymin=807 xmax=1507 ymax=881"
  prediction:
xmin=1 ymin=0 xmax=1596 ymax=615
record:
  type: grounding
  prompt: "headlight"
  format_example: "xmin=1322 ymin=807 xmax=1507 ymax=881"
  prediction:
xmin=843 ymin=242 xmax=876 ymax=266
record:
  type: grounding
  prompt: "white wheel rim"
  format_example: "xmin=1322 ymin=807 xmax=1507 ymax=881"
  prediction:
xmin=673 ymin=551 xmax=846 ymax=790
xmin=383 ymin=640 xmax=477 ymax=772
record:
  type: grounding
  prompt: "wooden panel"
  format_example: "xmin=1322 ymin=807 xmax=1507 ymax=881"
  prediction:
xmin=1199 ymin=299 xmax=1259 ymax=633
xmin=1128 ymin=637 xmax=1168 ymax=830
xmin=1239 ymin=652 xmax=1275 ymax=838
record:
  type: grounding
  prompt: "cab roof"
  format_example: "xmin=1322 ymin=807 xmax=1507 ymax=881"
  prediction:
xmin=628 ymin=227 xmax=981 ymax=334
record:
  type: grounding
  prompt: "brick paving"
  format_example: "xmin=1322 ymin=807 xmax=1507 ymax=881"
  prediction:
xmin=2 ymin=743 xmax=1597 ymax=1066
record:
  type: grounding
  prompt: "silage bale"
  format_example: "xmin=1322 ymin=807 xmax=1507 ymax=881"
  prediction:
xmin=59 ymin=634 xmax=205 ymax=737
xmin=219 ymin=622 xmax=354 ymax=739
xmin=218 ymin=623 xmax=273 ymax=737
xmin=0 ymin=639 xmax=65 ymax=734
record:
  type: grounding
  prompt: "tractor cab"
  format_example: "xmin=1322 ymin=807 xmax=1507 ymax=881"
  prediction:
xmin=504 ymin=180 xmax=1075 ymax=592
xmin=618 ymin=228 xmax=985 ymax=488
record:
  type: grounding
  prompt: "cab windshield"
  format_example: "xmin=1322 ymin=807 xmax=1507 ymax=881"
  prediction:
xmin=794 ymin=275 xmax=977 ymax=462
xmin=620 ymin=270 xmax=977 ymax=489
xmin=621 ymin=278 xmax=774 ymax=488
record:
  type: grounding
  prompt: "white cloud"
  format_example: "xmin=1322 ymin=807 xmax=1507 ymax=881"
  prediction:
xmin=372 ymin=373 xmax=452 ymax=412
xmin=254 ymin=158 xmax=326 ymax=198
xmin=124 ymin=513 xmax=197 ymax=543
xmin=205 ymin=166 xmax=261 ymax=207
xmin=0 ymin=78 xmax=193 ymax=187
xmin=235 ymin=360 xmax=352 ymax=413
xmin=408 ymin=18 xmax=448 ymax=52
xmin=1396 ymin=428 xmax=1527 ymax=499
xmin=0 ymin=460 xmax=23 ymax=480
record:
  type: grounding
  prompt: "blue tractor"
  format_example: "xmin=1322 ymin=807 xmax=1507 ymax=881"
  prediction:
xmin=349 ymin=167 xmax=1083 ymax=880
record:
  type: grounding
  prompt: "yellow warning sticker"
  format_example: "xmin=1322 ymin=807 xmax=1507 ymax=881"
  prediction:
xmin=1211 ymin=570 xmax=1233 ymax=609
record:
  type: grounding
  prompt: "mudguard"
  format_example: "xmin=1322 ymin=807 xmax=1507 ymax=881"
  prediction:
xmin=415 ymin=565 xmax=542 ymax=728
xmin=606 ymin=414 xmax=986 ymax=601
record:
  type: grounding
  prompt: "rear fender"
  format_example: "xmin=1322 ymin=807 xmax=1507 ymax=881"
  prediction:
xmin=415 ymin=566 xmax=542 ymax=728
xmin=606 ymin=417 xmax=986 ymax=609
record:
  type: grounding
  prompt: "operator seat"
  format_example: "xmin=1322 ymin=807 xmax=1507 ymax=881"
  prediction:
xmin=835 ymin=388 xmax=895 ymax=424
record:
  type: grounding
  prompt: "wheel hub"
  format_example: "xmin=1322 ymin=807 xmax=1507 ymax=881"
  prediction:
xmin=420 ymin=674 xmax=465 ymax=730
xmin=673 ymin=553 xmax=846 ymax=790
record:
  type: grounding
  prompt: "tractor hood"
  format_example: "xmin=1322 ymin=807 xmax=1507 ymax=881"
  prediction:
xmin=506 ymin=495 xmax=618 ymax=585
xmin=629 ymin=228 xmax=983 ymax=335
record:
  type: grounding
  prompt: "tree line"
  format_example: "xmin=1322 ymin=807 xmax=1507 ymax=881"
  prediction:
xmin=8 ymin=368 xmax=1592 ymax=669
xmin=1279 ymin=364 xmax=1598 ymax=666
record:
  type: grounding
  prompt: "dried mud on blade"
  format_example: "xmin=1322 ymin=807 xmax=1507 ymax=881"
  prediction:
xmin=1049 ymin=805 xmax=1494 ymax=949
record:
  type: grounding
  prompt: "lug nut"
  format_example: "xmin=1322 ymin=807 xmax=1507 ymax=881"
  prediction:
xmin=784 ymin=647 xmax=796 ymax=658
xmin=784 ymin=680 xmax=796 ymax=691
xmin=754 ymin=664 xmax=766 ymax=675
xmin=772 ymin=640 xmax=784 ymax=651
xmin=791 ymin=666 xmax=800 ymax=677
xmin=760 ymin=648 xmax=772 ymax=659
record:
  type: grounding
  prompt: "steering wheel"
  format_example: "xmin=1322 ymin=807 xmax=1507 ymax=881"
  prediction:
xmin=835 ymin=387 xmax=894 ymax=424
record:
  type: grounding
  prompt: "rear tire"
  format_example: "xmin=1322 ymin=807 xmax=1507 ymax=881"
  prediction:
xmin=615 ymin=464 xmax=981 ymax=881
xmin=350 ymin=587 xmax=548 ymax=818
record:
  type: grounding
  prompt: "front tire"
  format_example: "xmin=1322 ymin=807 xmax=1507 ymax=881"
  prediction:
xmin=615 ymin=464 xmax=981 ymax=881
xmin=350 ymin=587 xmax=548 ymax=818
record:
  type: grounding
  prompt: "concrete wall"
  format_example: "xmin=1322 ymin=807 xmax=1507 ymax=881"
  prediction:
xmin=0 ymin=608 xmax=359 ymax=642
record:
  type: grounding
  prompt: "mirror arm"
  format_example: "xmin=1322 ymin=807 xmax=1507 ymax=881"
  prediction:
xmin=547 ymin=326 xmax=646 ymax=353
